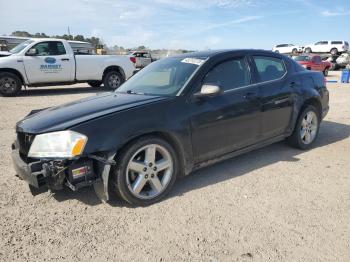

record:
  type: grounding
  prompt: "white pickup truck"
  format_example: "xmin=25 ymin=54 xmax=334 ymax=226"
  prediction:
xmin=0 ymin=38 xmax=136 ymax=96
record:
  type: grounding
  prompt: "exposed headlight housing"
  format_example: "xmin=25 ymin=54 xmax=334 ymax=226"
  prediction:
xmin=28 ymin=131 xmax=88 ymax=158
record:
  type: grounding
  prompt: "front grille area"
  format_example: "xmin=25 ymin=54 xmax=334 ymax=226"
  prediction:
xmin=17 ymin=132 xmax=35 ymax=156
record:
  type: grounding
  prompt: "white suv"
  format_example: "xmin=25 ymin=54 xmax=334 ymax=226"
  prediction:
xmin=304 ymin=40 xmax=349 ymax=56
xmin=272 ymin=44 xmax=303 ymax=54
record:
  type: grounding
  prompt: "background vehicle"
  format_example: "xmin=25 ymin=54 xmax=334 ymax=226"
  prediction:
xmin=304 ymin=40 xmax=349 ymax=56
xmin=293 ymin=54 xmax=332 ymax=76
xmin=12 ymin=50 xmax=329 ymax=206
xmin=272 ymin=44 xmax=302 ymax=54
xmin=0 ymin=38 xmax=135 ymax=96
xmin=336 ymin=53 xmax=350 ymax=69
xmin=128 ymin=50 xmax=154 ymax=68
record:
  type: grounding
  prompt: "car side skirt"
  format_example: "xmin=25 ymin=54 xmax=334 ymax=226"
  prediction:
xmin=192 ymin=134 xmax=287 ymax=171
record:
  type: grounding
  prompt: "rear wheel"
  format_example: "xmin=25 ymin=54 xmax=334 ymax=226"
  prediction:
xmin=0 ymin=72 xmax=22 ymax=97
xmin=287 ymin=105 xmax=320 ymax=150
xmin=292 ymin=48 xmax=298 ymax=55
xmin=87 ymin=81 xmax=102 ymax=87
xmin=305 ymin=47 xmax=312 ymax=54
xmin=103 ymin=70 xmax=124 ymax=90
xmin=330 ymin=48 xmax=338 ymax=56
xmin=111 ymin=136 xmax=179 ymax=206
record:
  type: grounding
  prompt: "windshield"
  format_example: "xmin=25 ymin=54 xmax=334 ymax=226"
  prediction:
xmin=117 ymin=56 xmax=206 ymax=96
xmin=9 ymin=40 xmax=34 ymax=54
xmin=293 ymin=55 xmax=311 ymax=61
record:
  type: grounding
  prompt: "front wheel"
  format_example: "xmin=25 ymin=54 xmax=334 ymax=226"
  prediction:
xmin=111 ymin=136 xmax=179 ymax=205
xmin=292 ymin=48 xmax=298 ymax=55
xmin=323 ymin=67 xmax=329 ymax=76
xmin=103 ymin=71 xmax=124 ymax=90
xmin=287 ymin=105 xmax=320 ymax=150
xmin=0 ymin=72 xmax=22 ymax=97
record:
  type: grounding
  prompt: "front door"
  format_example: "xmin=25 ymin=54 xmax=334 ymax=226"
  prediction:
xmin=22 ymin=41 xmax=73 ymax=84
xmin=190 ymin=56 xmax=261 ymax=163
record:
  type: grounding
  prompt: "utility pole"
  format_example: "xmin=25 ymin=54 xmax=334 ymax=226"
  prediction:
xmin=68 ymin=26 xmax=71 ymax=39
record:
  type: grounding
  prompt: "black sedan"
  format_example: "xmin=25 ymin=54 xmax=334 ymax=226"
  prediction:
xmin=12 ymin=50 xmax=329 ymax=205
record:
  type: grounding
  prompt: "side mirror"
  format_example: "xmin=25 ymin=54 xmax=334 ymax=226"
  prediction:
xmin=26 ymin=48 xmax=37 ymax=56
xmin=193 ymin=84 xmax=221 ymax=98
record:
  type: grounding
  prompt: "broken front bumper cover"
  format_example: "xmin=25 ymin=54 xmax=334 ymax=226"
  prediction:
xmin=12 ymin=149 xmax=46 ymax=188
xmin=11 ymin=145 xmax=116 ymax=201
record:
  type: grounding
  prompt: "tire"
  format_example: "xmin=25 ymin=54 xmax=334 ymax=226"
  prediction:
xmin=87 ymin=81 xmax=102 ymax=88
xmin=111 ymin=136 xmax=179 ymax=206
xmin=323 ymin=67 xmax=329 ymax=76
xmin=305 ymin=47 xmax=312 ymax=54
xmin=275 ymin=50 xmax=279 ymax=53
xmin=0 ymin=72 xmax=22 ymax=97
xmin=287 ymin=105 xmax=320 ymax=150
xmin=292 ymin=48 xmax=298 ymax=55
xmin=330 ymin=48 xmax=338 ymax=56
xmin=103 ymin=70 xmax=124 ymax=90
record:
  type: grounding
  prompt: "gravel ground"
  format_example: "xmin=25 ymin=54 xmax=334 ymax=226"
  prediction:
xmin=0 ymin=73 xmax=349 ymax=261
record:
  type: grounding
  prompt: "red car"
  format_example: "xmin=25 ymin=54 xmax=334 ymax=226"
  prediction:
xmin=293 ymin=54 xmax=332 ymax=76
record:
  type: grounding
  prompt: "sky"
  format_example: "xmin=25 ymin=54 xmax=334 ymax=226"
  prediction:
xmin=0 ymin=0 xmax=349 ymax=50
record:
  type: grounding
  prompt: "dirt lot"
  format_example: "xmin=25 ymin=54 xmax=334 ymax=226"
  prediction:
xmin=0 ymin=72 xmax=349 ymax=261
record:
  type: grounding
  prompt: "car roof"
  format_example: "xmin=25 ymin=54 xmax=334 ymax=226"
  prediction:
xmin=171 ymin=49 xmax=277 ymax=59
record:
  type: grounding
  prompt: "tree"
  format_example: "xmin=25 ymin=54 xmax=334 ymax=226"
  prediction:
xmin=11 ymin=31 xmax=31 ymax=37
xmin=137 ymin=45 xmax=146 ymax=51
xmin=74 ymin=35 xmax=85 ymax=42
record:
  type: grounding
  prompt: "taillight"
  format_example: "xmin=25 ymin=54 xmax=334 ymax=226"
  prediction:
xmin=129 ymin=57 xmax=136 ymax=64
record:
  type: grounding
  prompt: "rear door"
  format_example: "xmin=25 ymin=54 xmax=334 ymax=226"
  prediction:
xmin=22 ymin=41 xmax=73 ymax=83
xmin=190 ymin=56 xmax=261 ymax=162
xmin=250 ymin=55 xmax=295 ymax=139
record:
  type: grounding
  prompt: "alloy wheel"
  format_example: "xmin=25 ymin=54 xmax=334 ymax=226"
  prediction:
xmin=108 ymin=73 xmax=121 ymax=89
xmin=300 ymin=111 xmax=318 ymax=145
xmin=126 ymin=144 xmax=174 ymax=199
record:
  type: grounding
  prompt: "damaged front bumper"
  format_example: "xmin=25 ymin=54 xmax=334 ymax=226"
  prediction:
xmin=11 ymin=143 xmax=115 ymax=201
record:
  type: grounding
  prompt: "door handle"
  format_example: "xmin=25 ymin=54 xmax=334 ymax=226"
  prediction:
xmin=243 ymin=92 xmax=257 ymax=100
xmin=61 ymin=58 xmax=70 ymax=61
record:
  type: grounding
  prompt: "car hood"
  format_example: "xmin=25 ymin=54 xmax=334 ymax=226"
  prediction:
xmin=16 ymin=92 xmax=170 ymax=134
xmin=0 ymin=51 xmax=12 ymax=57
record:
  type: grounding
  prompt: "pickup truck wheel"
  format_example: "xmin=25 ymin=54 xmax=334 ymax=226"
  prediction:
xmin=0 ymin=72 xmax=22 ymax=97
xmin=103 ymin=71 xmax=123 ymax=90
xmin=111 ymin=136 xmax=179 ymax=206
xmin=287 ymin=105 xmax=320 ymax=150
xmin=87 ymin=81 xmax=102 ymax=88
xmin=330 ymin=48 xmax=338 ymax=56
xmin=323 ymin=67 xmax=329 ymax=76
xmin=305 ymin=47 xmax=312 ymax=54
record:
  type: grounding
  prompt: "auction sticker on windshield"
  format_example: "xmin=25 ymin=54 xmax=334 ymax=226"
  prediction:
xmin=181 ymin=58 xmax=205 ymax=65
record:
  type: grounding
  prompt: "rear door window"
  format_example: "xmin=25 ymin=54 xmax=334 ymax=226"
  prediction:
xmin=253 ymin=56 xmax=286 ymax=82
xmin=203 ymin=57 xmax=251 ymax=91
xmin=331 ymin=41 xmax=343 ymax=45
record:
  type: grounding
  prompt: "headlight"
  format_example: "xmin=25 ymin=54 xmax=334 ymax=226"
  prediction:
xmin=28 ymin=131 xmax=88 ymax=158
